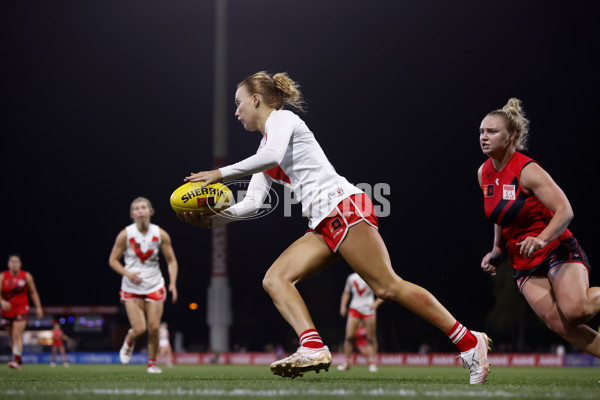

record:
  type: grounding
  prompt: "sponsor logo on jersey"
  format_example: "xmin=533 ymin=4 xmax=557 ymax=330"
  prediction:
xmin=328 ymin=187 xmax=344 ymax=199
xmin=483 ymin=184 xmax=494 ymax=197
xmin=503 ymin=184 xmax=516 ymax=200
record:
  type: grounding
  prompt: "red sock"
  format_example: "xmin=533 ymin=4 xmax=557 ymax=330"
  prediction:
xmin=14 ymin=355 xmax=22 ymax=364
xmin=300 ymin=329 xmax=324 ymax=349
xmin=147 ymin=358 xmax=156 ymax=368
xmin=446 ymin=321 xmax=477 ymax=352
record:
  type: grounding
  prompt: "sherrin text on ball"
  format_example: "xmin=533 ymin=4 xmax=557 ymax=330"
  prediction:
xmin=170 ymin=182 xmax=233 ymax=215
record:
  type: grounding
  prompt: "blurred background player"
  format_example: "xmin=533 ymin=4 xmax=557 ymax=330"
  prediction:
xmin=338 ymin=272 xmax=383 ymax=372
xmin=0 ymin=254 xmax=43 ymax=370
xmin=478 ymin=98 xmax=600 ymax=357
xmin=157 ymin=321 xmax=173 ymax=367
xmin=50 ymin=320 xmax=73 ymax=367
xmin=109 ymin=197 xmax=179 ymax=374
xmin=354 ymin=324 xmax=370 ymax=358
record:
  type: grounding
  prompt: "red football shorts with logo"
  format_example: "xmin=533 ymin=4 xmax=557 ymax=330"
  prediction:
xmin=120 ymin=286 xmax=166 ymax=303
xmin=1 ymin=304 xmax=29 ymax=326
xmin=312 ymin=193 xmax=379 ymax=252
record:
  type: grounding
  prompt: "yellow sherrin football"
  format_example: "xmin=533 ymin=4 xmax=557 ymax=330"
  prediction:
xmin=169 ymin=182 xmax=233 ymax=215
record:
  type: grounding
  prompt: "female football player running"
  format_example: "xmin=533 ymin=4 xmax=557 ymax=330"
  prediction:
xmin=180 ymin=71 xmax=490 ymax=384
xmin=478 ymin=98 xmax=599 ymax=357
xmin=1 ymin=254 xmax=43 ymax=370
xmin=109 ymin=197 xmax=179 ymax=374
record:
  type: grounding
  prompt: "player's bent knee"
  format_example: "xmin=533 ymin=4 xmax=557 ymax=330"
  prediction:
xmin=263 ymin=268 xmax=297 ymax=295
xmin=262 ymin=273 xmax=285 ymax=296
xmin=373 ymin=284 xmax=402 ymax=302
xmin=540 ymin=311 xmax=568 ymax=335
xmin=560 ymin=303 xmax=595 ymax=324
xmin=132 ymin=327 xmax=147 ymax=337
xmin=262 ymin=274 xmax=275 ymax=294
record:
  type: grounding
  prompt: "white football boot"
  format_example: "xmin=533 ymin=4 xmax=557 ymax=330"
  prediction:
xmin=460 ymin=331 xmax=491 ymax=384
xmin=270 ymin=346 xmax=332 ymax=378
xmin=147 ymin=365 xmax=163 ymax=374
xmin=119 ymin=336 xmax=134 ymax=365
xmin=337 ymin=363 xmax=349 ymax=371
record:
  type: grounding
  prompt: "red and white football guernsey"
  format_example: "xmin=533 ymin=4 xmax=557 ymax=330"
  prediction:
xmin=481 ymin=151 xmax=572 ymax=271
xmin=218 ymin=110 xmax=363 ymax=229
xmin=121 ymin=223 xmax=165 ymax=294
xmin=1 ymin=270 xmax=29 ymax=318
xmin=344 ymin=273 xmax=376 ymax=316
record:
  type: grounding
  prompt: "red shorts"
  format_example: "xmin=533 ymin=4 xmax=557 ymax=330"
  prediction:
xmin=52 ymin=339 xmax=64 ymax=347
xmin=312 ymin=193 xmax=379 ymax=252
xmin=120 ymin=286 xmax=166 ymax=303
xmin=514 ymin=236 xmax=590 ymax=293
xmin=348 ymin=308 xmax=375 ymax=320
xmin=1 ymin=304 xmax=29 ymax=325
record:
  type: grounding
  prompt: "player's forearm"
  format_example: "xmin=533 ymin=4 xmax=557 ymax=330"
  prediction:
xmin=340 ymin=292 xmax=350 ymax=310
xmin=537 ymin=206 xmax=573 ymax=246
xmin=168 ymin=262 xmax=178 ymax=287
xmin=492 ymin=224 xmax=506 ymax=253
xmin=109 ymin=260 xmax=128 ymax=277
xmin=31 ymin=292 xmax=42 ymax=310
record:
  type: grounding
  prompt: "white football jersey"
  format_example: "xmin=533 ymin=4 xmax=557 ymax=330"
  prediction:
xmin=121 ymin=223 xmax=165 ymax=294
xmin=344 ymin=273 xmax=376 ymax=316
xmin=218 ymin=110 xmax=363 ymax=229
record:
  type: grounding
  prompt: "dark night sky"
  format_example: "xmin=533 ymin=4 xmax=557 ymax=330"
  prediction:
xmin=2 ymin=0 xmax=598 ymax=351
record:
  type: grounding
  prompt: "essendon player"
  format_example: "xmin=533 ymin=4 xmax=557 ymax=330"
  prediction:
xmin=50 ymin=320 xmax=72 ymax=367
xmin=179 ymin=71 xmax=490 ymax=384
xmin=0 ymin=254 xmax=43 ymax=370
xmin=109 ymin=197 xmax=179 ymax=374
xmin=478 ymin=98 xmax=599 ymax=358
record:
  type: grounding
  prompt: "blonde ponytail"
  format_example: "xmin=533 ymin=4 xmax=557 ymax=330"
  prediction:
xmin=488 ymin=97 xmax=530 ymax=150
xmin=238 ymin=71 xmax=306 ymax=113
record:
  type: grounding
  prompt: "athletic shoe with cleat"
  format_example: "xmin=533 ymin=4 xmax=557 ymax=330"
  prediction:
xmin=460 ymin=331 xmax=491 ymax=384
xmin=270 ymin=345 xmax=332 ymax=378
xmin=337 ymin=363 xmax=349 ymax=371
xmin=8 ymin=361 xmax=23 ymax=370
xmin=147 ymin=365 xmax=163 ymax=374
xmin=369 ymin=363 xmax=378 ymax=372
xmin=119 ymin=336 xmax=134 ymax=365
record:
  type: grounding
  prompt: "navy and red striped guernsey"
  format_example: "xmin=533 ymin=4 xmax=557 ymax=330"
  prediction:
xmin=481 ymin=151 xmax=572 ymax=271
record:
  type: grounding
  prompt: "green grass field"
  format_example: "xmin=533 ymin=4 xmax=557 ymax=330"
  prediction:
xmin=0 ymin=364 xmax=598 ymax=400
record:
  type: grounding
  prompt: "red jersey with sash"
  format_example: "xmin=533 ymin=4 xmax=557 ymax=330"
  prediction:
xmin=481 ymin=151 xmax=572 ymax=271
xmin=1 ymin=270 xmax=29 ymax=317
